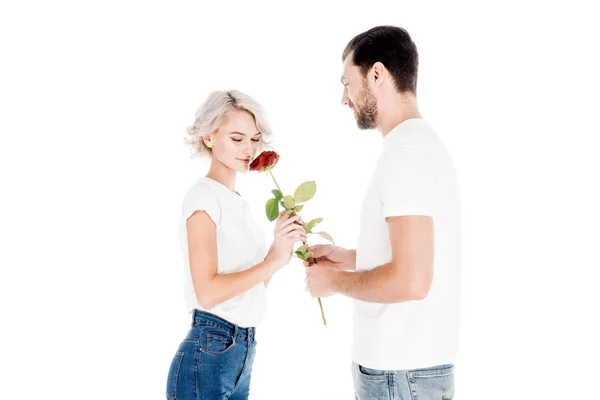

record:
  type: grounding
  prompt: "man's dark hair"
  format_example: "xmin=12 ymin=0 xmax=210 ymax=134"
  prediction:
xmin=342 ymin=26 xmax=419 ymax=94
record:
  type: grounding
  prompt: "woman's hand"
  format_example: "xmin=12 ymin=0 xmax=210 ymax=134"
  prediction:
xmin=266 ymin=211 xmax=307 ymax=268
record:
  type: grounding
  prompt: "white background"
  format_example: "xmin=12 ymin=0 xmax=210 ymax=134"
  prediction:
xmin=1 ymin=1 xmax=599 ymax=399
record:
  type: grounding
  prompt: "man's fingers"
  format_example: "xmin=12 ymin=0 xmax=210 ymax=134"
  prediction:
xmin=311 ymin=257 xmax=334 ymax=268
xmin=307 ymin=244 xmax=328 ymax=257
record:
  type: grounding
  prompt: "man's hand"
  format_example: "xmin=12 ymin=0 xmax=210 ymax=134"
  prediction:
xmin=302 ymin=245 xmax=356 ymax=271
xmin=305 ymin=265 xmax=338 ymax=298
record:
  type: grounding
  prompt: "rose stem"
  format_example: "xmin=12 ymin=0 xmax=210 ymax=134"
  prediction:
xmin=267 ymin=168 xmax=327 ymax=327
xmin=267 ymin=169 xmax=283 ymax=194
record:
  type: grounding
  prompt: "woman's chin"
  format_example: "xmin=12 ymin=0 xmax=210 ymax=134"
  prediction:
xmin=230 ymin=165 xmax=249 ymax=173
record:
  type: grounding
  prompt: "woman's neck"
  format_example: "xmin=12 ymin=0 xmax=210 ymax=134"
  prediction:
xmin=206 ymin=160 xmax=237 ymax=193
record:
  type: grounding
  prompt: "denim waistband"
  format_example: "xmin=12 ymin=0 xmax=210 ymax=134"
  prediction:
xmin=192 ymin=309 xmax=255 ymax=342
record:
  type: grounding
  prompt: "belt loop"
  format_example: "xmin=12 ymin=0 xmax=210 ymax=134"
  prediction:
xmin=233 ymin=324 xmax=238 ymax=343
xmin=191 ymin=309 xmax=196 ymax=327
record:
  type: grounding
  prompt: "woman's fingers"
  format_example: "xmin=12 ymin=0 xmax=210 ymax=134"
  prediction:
xmin=279 ymin=214 xmax=302 ymax=229
xmin=293 ymin=234 xmax=308 ymax=243
xmin=287 ymin=233 xmax=307 ymax=245
xmin=278 ymin=218 xmax=304 ymax=235
xmin=285 ymin=226 xmax=307 ymax=237
xmin=274 ymin=214 xmax=299 ymax=232
xmin=286 ymin=227 xmax=307 ymax=241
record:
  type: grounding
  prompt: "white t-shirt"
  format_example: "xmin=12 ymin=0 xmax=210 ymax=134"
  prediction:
xmin=178 ymin=176 xmax=267 ymax=327
xmin=352 ymin=118 xmax=461 ymax=370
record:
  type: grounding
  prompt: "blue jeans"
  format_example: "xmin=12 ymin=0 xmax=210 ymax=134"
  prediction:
xmin=352 ymin=362 xmax=455 ymax=400
xmin=166 ymin=310 xmax=257 ymax=400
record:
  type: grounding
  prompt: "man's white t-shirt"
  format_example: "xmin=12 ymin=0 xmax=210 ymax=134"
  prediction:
xmin=179 ymin=176 xmax=267 ymax=327
xmin=352 ymin=118 xmax=461 ymax=370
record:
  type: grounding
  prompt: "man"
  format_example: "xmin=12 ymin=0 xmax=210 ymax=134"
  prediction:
xmin=305 ymin=26 xmax=461 ymax=399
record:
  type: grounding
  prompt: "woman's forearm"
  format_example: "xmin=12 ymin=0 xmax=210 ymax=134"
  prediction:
xmin=195 ymin=258 xmax=279 ymax=309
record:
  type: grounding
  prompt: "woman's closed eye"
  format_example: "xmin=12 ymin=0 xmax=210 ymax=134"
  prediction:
xmin=232 ymin=138 xmax=260 ymax=142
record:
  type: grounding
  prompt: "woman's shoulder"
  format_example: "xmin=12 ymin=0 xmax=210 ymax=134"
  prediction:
xmin=183 ymin=177 xmax=219 ymax=202
xmin=180 ymin=177 xmax=223 ymax=224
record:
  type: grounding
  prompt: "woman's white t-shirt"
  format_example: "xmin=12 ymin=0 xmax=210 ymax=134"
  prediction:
xmin=178 ymin=176 xmax=267 ymax=327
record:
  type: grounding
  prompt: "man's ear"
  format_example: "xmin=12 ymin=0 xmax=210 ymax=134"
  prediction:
xmin=372 ymin=61 xmax=386 ymax=88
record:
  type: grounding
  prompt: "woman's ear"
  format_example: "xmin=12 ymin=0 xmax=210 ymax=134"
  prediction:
xmin=203 ymin=134 xmax=213 ymax=149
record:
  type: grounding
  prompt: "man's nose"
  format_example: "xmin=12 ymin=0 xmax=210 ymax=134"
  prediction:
xmin=341 ymin=88 xmax=349 ymax=106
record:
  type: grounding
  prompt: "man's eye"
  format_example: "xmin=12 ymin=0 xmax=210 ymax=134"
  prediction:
xmin=232 ymin=139 xmax=242 ymax=142
xmin=251 ymin=139 xmax=260 ymax=142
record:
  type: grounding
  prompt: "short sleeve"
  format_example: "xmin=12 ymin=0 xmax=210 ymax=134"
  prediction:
xmin=378 ymin=146 xmax=438 ymax=218
xmin=181 ymin=184 xmax=222 ymax=226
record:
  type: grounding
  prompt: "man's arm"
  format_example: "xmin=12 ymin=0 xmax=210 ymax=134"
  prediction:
xmin=331 ymin=215 xmax=434 ymax=302
xmin=345 ymin=249 xmax=357 ymax=270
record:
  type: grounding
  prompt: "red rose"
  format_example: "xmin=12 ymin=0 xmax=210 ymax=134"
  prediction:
xmin=249 ymin=151 xmax=280 ymax=172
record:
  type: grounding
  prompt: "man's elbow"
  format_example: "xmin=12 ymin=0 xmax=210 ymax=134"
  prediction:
xmin=397 ymin=279 xmax=432 ymax=301
xmin=406 ymin=283 xmax=430 ymax=300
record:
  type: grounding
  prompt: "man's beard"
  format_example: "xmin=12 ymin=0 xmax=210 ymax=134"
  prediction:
xmin=355 ymin=81 xmax=378 ymax=130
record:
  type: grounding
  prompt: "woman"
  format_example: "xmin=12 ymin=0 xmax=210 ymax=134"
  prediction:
xmin=166 ymin=90 xmax=306 ymax=400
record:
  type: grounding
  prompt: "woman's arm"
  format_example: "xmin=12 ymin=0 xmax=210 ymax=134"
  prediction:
xmin=187 ymin=210 xmax=280 ymax=309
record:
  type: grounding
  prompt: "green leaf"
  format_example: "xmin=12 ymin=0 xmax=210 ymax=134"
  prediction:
xmin=295 ymin=205 xmax=304 ymax=213
xmin=266 ymin=198 xmax=279 ymax=221
xmin=272 ymin=189 xmax=283 ymax=201
xmin=304 ymin=251 xmax=313 ymax=260
xmin=283 ymin=195 xmax=296 ymax=209
xmin=297 ymin=244 xmax=308 ymax=253
xmin=294 ymin=181 xmax=317 ymax=203
xmin=294 ymin=251 xmax=304 ymax=259
xmin=305 ymin=217 xmax=323 ymax=233
xmin=314 ymin=231 xmax=335 ymax=244
xmin=286 ymin=209 xmax=294 ymax=215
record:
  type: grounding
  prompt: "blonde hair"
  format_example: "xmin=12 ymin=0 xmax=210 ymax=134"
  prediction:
xmin=185 ymin=90 xmax=274 ymax=157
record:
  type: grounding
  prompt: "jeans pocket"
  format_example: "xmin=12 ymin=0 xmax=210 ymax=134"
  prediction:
xmin=407 ymin=364 xmax=454 ymax=400
xmin=166 ymin=352 xmax=184 ymax=400
xmin=207 ymin=333 xmax=234 ymax=353
xmin=198 ymin=326 xmax=235 ymax=355
xmin=353 ymin=363 xmax=391 ymax=400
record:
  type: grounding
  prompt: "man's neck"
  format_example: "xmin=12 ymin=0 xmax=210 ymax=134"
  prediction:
xmin=378 ymin=94 xmax=422 ymax=136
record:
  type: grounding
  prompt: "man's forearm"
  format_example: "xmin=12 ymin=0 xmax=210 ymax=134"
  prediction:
xmin=332 ymin=262 xmax=422 ymax=303
xmin=347 ymin=249 xmax=357 ymax=270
